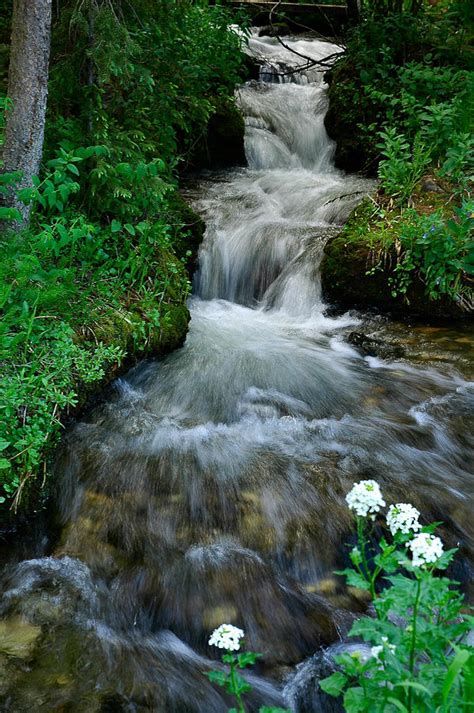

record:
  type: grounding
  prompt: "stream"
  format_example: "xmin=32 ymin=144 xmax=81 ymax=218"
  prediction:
xmin=0 ymin=32 xmax=473 ymax=712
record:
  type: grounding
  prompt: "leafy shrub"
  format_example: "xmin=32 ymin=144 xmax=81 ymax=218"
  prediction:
xmin=0 ymin=2 xmax=246 ymax=513
xmin=377 ymin=129 xmax=431 ymax=205
xmin=390 ymin=201 xmax=474 ymax=303
xmin=327 ymin=4 xmax=473 ymax=180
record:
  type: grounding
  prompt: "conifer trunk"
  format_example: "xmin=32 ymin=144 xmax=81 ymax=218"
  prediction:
xmin=2 ymin=0 xmax=52 ymax=227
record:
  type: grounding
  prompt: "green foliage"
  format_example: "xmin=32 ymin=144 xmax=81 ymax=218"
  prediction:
xmin=328 ymin=4 xmax=473 ymax=177
xmin=377 ymin=129 xmax=431 ymax=205
xmin=0 ymin=146 xmax=190 ymax=509
xmin=207 ymin=646 xmax=289 ymax=713
xmin=326 ymin=1 xmax=473 ymax=309
xmin=0 ymin=0 xmax=246 ymax=512
xmin=320 ymin=503 xmax=473 ymax=712
xmin=389 ymin=201 xmax=474 ymax=303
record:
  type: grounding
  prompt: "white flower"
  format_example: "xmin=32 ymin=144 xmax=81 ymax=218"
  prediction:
xmin=370 ymin=637 xmax=396 ymax=663
xmin=370 ymin=645 xmax=384 ymax=660
xmin=408 ymin=532 xmax=444 ymax=567
xmin=208 ymin=624 xmax=245 ymax=652
xmin=387 ymin=503 xmax=421 ymax=536
xmin=345 ymin=480 xmax=386 ymax=518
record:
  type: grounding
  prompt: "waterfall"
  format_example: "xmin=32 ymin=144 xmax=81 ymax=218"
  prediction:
xmin=1 ymin=31 xmax=472 ymax=712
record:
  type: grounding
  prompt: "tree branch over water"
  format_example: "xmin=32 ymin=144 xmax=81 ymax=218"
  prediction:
xmin=266 ymin=0 xmax=345 ymax=77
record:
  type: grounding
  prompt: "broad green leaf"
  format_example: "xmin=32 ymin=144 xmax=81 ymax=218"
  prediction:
xmin=343 ymin=686 xmax=365 ymax=712
xmin=206 ymin=670 xmax=227 ymax=687
xmin=237 ymin=651 xmax=261 ymax=668
xmin=319 ymin=671 xmax=347 ymax=697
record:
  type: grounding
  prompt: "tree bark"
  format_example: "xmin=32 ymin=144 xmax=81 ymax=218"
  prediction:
xmin=1 ymin=0 xmax=52 ymax=227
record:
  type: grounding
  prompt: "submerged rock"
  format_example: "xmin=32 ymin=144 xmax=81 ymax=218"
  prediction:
xmin=347 ymin=332 xmax=405 ymax=360
xmin=0 ymin=617 xmax=41 ymax=659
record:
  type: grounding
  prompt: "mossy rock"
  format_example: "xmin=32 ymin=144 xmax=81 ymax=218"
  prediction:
xmin=324 ymin=61 xmax=377 ymax=175
xmin=189 ymin=97 xmax=246 ymax=170
xmin=321 ymin=200 xmax=471 ymax=321
xmin=166 ymin=191 xmax=205 ymax=276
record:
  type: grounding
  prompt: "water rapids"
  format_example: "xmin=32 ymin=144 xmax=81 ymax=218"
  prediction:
xmin=0 ymin=32 xmax=473 ymax=712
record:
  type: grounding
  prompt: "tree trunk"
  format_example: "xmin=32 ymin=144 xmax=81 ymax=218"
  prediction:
xmin=1 ymin=0 xmax=52 ymax=227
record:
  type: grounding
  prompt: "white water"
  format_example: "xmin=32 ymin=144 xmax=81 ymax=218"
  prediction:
xmin=1 ymin=33 xmax=472 ymax=712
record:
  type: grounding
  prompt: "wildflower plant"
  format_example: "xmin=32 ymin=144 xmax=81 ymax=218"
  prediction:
xmin=206 ymin=624 xmax=288 ymax=713
xmin=320 ymin=480 xmax=474 ymax=712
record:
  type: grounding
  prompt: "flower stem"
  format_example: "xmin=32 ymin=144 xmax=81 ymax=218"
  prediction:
xmin=229 ymin=659 xmax=245 ymax=713
xmin=407 ymin=575 xmax=422 ymax=712
xmin=357 ymin=517 xmax=378 ymax=604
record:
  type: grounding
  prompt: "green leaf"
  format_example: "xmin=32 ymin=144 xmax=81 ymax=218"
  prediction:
xmin=343 ymin=686 xmax=365 ymax=712
xmin=0 ymin=459 xmax=11 ymax=470
xmin=386 ymin=698 xmax=409 ymax=712
xmin=442 ymin=649 xmax=471 ymax=704
xmin=319 ymin=671 xmax=347 ymax=697
xmin=237 ymin=651 xmax=261 ymax=668
xmin=124 ymin=223 xmax=136 ymax=236
xmin=206 ymin=670 xmax=227 ymax=687
xmin=66 ymin=163 xmax=80 ymax=176
xmin=0 ymin=206 xmax=22 ymax=221
xmin=395 ymin=681 xmax=432 ymax=696
xmin=0 ymin=440 xmax=11 ymax=452
xmin=111 ymin=220 xmax=122 ymax=233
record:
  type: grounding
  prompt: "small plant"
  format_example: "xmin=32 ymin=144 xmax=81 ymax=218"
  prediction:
xmin=206 ymin=624 xmax=289 ymax=713
xmin=319 ymin=480 xmax=474 ymax=712
xmin=377 ymin=129 xmax=431 ymax=206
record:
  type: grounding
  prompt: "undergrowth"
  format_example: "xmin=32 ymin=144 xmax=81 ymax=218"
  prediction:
xmin=325 ymin=0 xmax=473 ymax=306
xmin=0 ymin=2 xmax=247 ymax=516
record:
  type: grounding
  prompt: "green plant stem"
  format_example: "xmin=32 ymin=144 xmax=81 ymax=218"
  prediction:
xmin=229 ymin=660 xmax=245 ymax=713
xmin=357 ymin=517 xmax=378 ymax=604
xmin=407 ymin=575 xmax=423 ymax=712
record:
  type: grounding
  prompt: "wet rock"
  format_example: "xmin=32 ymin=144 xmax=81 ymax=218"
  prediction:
xmin=159 ymin=538 xmax=339 ymax=664
xmin=284 ymin=641 xmax=372 ymax=712
xmin=258 ymin=23 xmax=291 ymax=38
xmin=347 ymin=331 xmax=405 ymax=360
xmin=0 ymin=616 xmax=41 ymax=659
xmin=188 ymin=98 xmax=246 ymax=170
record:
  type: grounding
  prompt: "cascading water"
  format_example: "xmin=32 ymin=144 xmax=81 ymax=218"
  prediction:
xmin=1 ymin=32 xmax=473 ymax=712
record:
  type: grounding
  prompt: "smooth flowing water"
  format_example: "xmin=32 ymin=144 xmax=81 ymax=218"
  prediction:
xmin=1 ymin=34 xmax=473 ymax=712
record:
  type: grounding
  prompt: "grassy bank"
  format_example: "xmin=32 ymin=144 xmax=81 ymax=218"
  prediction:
xmin=0 ymin=2 xmax=246 ymax=520
xmin=322 ymin=0 xmax=473 ymax=316
xmin=322 ymin=187 xmax=473 ymax=319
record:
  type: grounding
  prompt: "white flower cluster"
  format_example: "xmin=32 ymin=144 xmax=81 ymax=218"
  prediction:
xmin=345 ymin=480 xmax=386 ymax=518
xmin=408 ymin=532 xmax=444 ymax=567
xmin=208 ymin=624 xmax=245 ymax=652
xmin=387 ymin=503 xmax=421 ymax=536
xmin=370 ymin=636 xmax=396 ymax=662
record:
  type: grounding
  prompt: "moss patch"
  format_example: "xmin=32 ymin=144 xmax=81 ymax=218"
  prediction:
xmin=321 ymin=197 xmax=472 ymax=320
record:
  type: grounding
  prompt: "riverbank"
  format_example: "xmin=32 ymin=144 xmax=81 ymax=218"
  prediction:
xmin=0 ymin=194 xmax=207 ymax=530
xmin=0 ymin=4 xmax=247 ymax=522
xmin=321 ymin=4 xmax=473 ymax=321
xmin=321 ymin=192 xmax=473 ymax=321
